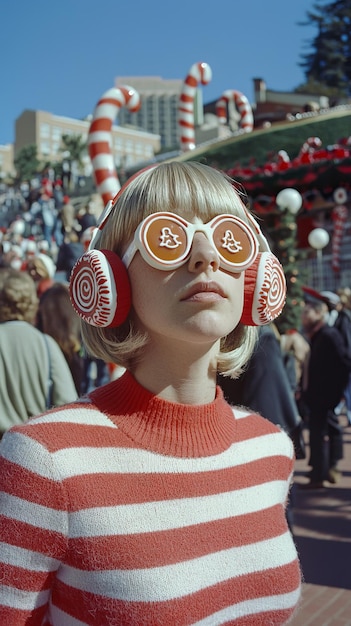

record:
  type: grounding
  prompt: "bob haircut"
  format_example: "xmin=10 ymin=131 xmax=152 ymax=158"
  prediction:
xmin=0 ymin=268 xmax=39 ymax=324
xmin=81 ymin=161 xmax=259 ymax=378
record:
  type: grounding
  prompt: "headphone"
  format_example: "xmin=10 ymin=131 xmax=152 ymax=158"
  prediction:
xmin=69 ymin=171 xmax=286 ymax=328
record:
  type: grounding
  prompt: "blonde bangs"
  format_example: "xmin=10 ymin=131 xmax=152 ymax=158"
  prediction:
xmin=97 ymin=162 xmax=249 ymax=255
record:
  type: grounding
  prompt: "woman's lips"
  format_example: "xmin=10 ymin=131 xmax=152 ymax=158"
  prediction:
xmin=180 ymin=282 xmax=226 ymax=302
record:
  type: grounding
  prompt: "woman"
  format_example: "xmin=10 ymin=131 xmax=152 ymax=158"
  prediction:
xmin=0 ymin=162 xmax=301 ymax=624
xmin=36 ymin=282 xmax=84 ymax=394
xmin=0 ymin=268 xmax=77 ymax=436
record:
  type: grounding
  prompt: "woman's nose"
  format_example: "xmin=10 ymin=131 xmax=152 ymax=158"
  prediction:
xmin=187 ymin=233 xmax=220 ymax=272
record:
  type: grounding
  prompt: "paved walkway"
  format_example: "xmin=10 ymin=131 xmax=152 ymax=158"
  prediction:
xmin=289 ymin=415 xmax=351 ymax=625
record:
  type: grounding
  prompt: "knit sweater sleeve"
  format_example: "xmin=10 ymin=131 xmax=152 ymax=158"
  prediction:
xmin=0 ymin=427 xmax=69 ymax=624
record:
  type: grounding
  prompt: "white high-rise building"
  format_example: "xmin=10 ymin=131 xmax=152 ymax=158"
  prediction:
xmin=115 ymin=76 xmax=183 ymax=149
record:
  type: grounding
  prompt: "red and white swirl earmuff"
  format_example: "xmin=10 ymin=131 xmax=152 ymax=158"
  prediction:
xmin=240 ymin=210 xmax=286 ymax=325
xmin=69 ymin=181 xmax=286 ymax=328
xmin=69 ymin=198 xmax=132 ymax=328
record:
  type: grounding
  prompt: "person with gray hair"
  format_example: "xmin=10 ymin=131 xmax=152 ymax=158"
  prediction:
xmin=0 ymin=268 xmax=77 ymax=435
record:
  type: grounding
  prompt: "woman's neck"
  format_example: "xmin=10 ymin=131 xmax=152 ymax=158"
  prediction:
xmin=131 ymin=338 xmax=219 ymax=405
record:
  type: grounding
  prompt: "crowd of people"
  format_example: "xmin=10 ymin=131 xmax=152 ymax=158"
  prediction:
xmin=0 ymin=174 xmax=115 ymax=404
xmin=0 ymin=174 xmax=102 ymax=277
xmin=0 ymin=160 xmax=350 ymax=623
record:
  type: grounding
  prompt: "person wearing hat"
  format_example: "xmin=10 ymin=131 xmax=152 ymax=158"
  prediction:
xmin=301 ymin=288 xmax=351 ymax=488
xmin=25 ymin=252 xmax=56 ymax=297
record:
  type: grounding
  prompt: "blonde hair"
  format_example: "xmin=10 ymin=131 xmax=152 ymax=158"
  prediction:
xmin=81 ymin=161 xmax=259 ymax=377
xmin=0 ymin=268 xmax=39 ymax=324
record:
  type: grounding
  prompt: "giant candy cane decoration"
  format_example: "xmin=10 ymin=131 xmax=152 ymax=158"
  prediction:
xmin=331 ymin=188 xmax=348 ymax=274
xmin=178 ymin=62 xmax=212 ymax=151
xmin=88 ymin=86 xmax=141 ymax=205
xmin=215 ymin=90 xmax=254 ymax=132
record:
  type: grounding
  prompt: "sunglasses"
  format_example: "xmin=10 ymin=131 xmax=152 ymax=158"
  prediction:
xmin=121 ymin=212 xmax=259 ymax=272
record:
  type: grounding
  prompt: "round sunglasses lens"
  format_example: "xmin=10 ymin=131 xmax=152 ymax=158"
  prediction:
xmin=144 ymin=217 xmax=188 ymax=265
xmin=212 ymin=219 xmax=254 ymax=267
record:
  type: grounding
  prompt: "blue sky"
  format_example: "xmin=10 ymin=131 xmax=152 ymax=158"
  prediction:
xmin=1 ymin=0 xmax=319 ymax=145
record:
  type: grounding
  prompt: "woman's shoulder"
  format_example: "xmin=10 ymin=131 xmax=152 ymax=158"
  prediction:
xmin=1 ymin=399 xmax=113 ymax=450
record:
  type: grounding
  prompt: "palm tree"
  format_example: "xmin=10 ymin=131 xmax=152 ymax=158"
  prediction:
xmin=60 ymin=133 xmax=88 ymax=190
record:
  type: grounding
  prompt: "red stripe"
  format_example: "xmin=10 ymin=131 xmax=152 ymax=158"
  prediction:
xmin=94 ymin=169 xmax=117 ymax=185
xmin=88 ymin=141 xmax=112 ymax=159
xmin=0 ymin=561 xmax=55 ymax=592
xmin=51 ymin=560 xmax=300 ymax=625
xmin=0 ymin=458 xmax=66 ymax=509
xmin=12 ymin=410 xmax=286 ymax=453
xmin=96 ymin=96 xmax=124 ymax=107
xmin=89 ymin=118 xmax=114 ymax=133
xmin=64 ymin=454 xmax=291 ymax=509
xmin=178 ymin=120 xmax=195 ymax=129
xmin=179 ymin=94 xmax=194 ymax=103
xmin=66 ymin=504 xmax=287 ymax=570
xmin=11 ymin=418 xmax=123 ymax=452
xmin=0 ymin=605 xmax=47 ymax=625
xmin=185 ymin=75 xmax=198 ymax=88
xmin=0 ymin=516 xmax=66 ymax=556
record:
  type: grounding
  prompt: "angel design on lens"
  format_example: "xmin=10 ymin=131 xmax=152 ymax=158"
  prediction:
xmin=222 ymin=230 xmax=243 ymax=254
xmin=159 ymin=227 xmax=182 ymax=249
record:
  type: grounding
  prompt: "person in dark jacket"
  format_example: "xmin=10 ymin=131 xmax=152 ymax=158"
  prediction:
xmin=219 ymin=323 xmax=305 ymax=458
xmin=301 ymin=296 xmax=351 ymax=488
xmin=56 ymin=230 xmax=84 ymax=282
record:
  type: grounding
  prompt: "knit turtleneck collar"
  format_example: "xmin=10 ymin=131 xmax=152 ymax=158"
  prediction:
xmin=89 ymin=370 xmax=237 ymax=458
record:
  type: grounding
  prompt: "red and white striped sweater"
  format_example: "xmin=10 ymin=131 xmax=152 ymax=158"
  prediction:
xmin=0 ymin=371 xmax=301 ymax=625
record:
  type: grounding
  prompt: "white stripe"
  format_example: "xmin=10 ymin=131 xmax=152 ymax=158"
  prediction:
xmin=91 ymin=154 xmax=115 ymax=171
xmin=88 ymin=130 xmax=114 ymax=144
xmin=192 ymin=588 xmax=301 ymax=625
xmin=57 ymin=533 xmax=297 ymax=602
xmin=1 ymin=416 xmax=291 ymax=481
xmin=0 ymin=492 xmax=67 ymax=533
xmin=98 ymin=178 xmax=120 ymax=194
xmin=181 ymin=83 xmax=196 ymax=98
xmin=69 ymin=480 xmax=288 ymax=537
xmin=23 ymin=406 xmax=111 ymax=427
xmin=179 ymin=109 xmax=195 ymax=122
xmin=51 ymin=430 xmax=291 ymax=479
xmin=233 ymin=407 xmax=251 ymax=419
xmin=0 ymin=584 xmax=48 ymax=611
xmin=93 ymin=102 xmax=122 ymax=120
xmin=0 ymin=541 xmax=59 ymax=572
xmin=1 ymin=407 xmax=292 ymax=479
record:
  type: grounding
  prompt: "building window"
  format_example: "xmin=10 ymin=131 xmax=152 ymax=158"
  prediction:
xmin=114 ymin=138 xmax=123 ymax=150
xmin=125 ymin=140 xmax=133 ymax=153
xmin=40 ymin=124 xmax=50 ymax=138
xmin=52 ymin=127 xmax=62 ymax=140
xmin=40 ymin=141 xmax=50 ymax=155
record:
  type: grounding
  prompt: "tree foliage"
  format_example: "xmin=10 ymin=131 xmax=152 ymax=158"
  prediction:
xmin=271 ymin=209 xmax=307 ymax=334
xmin=14 ymin=144 xmax=41 ymax=182
xmin=60 ymin=133 xmax=87 ymax=169
xmin=298 ymin=0 xmax=351 ymax=96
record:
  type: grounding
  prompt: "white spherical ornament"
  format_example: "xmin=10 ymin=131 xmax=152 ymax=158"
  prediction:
xmin=276 ymin=188 xmax=302 ymax=215
xmin=308 ymin=228 xmax=330 ymax=250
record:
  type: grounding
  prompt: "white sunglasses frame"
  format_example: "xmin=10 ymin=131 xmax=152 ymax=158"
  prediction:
xmin=121 ymin=211 xmax=259 ymax=272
